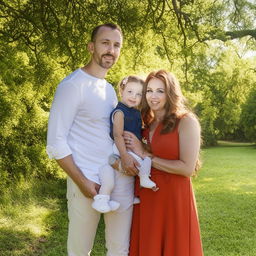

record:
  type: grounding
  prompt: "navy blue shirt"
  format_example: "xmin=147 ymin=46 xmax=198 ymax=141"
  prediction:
xmin=110 ymin=102 xmax=142 ymax=140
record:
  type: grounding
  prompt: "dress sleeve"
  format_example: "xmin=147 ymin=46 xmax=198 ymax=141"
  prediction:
xmin=46 ymin=81 xmax=81 ymax=159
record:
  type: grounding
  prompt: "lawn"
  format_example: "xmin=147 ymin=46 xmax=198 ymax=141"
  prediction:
xmin=194 ymin=141 xmax=256 ymax=256
xmin=0 ymin=141 xmax=255 ymax=256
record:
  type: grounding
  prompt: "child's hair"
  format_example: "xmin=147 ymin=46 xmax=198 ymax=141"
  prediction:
xmin=118 ymin=75 xmax=145 ymax=92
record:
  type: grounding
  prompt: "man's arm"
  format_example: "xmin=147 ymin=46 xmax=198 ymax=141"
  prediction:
xmin=47 ymin=81 xmax=99 ymax=197
xmin=57 ymin=155 xmax=99 ymax=198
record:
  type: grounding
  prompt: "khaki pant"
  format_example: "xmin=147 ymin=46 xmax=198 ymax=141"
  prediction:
xmin=66 ymin=175 xmax=134 ymax=256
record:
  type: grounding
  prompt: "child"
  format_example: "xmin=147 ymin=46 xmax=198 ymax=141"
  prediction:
xmin=92 ymin=75 xmax=157 ymax=213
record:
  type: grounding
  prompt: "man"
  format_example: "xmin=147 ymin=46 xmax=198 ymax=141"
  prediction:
xmin=47 ymin=23 xmax=138 ymax=256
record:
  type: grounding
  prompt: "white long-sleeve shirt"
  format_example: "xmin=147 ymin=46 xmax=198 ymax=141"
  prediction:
xmin=46 ymin=68 xmax=117 ymax=184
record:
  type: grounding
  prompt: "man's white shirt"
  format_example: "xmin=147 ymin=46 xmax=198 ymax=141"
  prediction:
xmin=47 ymin=68 xmax=117 ymax=184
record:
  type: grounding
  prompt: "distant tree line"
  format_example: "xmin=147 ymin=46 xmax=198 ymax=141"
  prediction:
xmin=0 ymin=0 xmax=255 ymax=185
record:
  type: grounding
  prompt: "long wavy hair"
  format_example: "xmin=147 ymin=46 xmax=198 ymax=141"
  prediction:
xmin=142 ymin=70 xmax=191 ymax=132
xmin=141 ymin=70 xmax=201 ymax=172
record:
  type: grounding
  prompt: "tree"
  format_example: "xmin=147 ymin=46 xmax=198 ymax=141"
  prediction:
xmin=0 ymin=0 xmax=256 ymax=184
xmin=240 ymin=87 xmax=256 ymax=143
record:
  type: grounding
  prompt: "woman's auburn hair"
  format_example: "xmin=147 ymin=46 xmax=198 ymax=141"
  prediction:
xmin=141 ymin=69 xmax=192 ymax=133
xmin=141 ymin=70 xmax=201 ymax=173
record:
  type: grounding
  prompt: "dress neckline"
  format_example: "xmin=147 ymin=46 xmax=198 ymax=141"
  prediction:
xmin=149 ymin=122 xmax=162 ymax=144
xmin=148 ymin=118 xmax=181 ymax=144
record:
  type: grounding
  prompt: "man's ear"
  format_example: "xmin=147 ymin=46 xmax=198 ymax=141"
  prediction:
xmin=87 ymin=42 xmax=94 ymax=54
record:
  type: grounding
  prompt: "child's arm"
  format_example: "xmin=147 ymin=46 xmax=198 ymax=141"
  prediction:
xmin=124 ymin=131 xmax=152 ymax=159
xmin=112 ymin=111 xmax=139 ymax=175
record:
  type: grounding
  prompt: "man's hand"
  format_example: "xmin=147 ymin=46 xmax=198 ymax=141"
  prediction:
xmin=56 ymin=155 xmax=100 ymax=199
xmin=81 ymin=178 xmax=100 ymax=198
xmin=121 ymin=153 xmax=139 ymax=176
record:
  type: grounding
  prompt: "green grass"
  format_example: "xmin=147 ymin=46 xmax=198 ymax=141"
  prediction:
xmin=0 ymin=141 xmax=255 ymax=255
xmin=194 ymin=141 xmax=256 ymax=256
xmin=0 ymin=178 xmax=68 ymax=256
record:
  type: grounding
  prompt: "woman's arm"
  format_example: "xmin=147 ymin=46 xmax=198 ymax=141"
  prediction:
xmin=152 ymin=115 xmax=201 ymax=177
xmin=125 ymin=115 xmax=201 ymax=177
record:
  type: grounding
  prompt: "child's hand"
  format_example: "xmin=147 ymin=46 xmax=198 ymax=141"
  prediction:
xmin=121 ymin=153 xmax=139 ymax=176
xmin=123 ymin=131 xmax=144 ymax=158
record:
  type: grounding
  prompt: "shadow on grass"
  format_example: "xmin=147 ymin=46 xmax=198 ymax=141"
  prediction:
xmin=0 ymin=227 xmax=43 ymax=256
xmin=0 ymin=178 xmax=68 ymax=256
xmin=37 ymin=178 xmax=106 ymax=256
xmin=0 ymin=177 xmax=107 ymax=256
xmin=31 ymin=178 xmax=68 ymax=256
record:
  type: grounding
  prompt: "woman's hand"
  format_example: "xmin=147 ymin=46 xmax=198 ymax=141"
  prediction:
xmin=123 ymin=131 xmax=145 ymax=158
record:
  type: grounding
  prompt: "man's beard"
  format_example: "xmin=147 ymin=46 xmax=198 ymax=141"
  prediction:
xmin=98 ymin=54 xmax=116 ymax=69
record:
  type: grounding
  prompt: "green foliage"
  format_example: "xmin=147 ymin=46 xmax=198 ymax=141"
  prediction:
xmin=0 ymin=0 xmax=256 ymax=180
xmin=240 ymin=87 xmax=256 ymax=142
xmin=0 ymin=42 xmax=62 ymax=187
xmin=187 ymin=41 xmax=256 ymax=145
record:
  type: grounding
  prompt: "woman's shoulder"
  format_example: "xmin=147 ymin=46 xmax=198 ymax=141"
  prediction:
xmin=178 ymin=113 xmax=200 ymax=131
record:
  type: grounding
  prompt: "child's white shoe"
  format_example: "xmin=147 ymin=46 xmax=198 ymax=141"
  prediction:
xmin=92 ymin=194 xmax=111 ymax=213
xmin=109 ymin=200 xmax=120 ymax=211
xmin=133 ymin=197 xmax=140 ymax=204
xmin=138 ymin=156 xmax=158 ymax=190
xmin=139 ymin=174 xmax=157 ymax=189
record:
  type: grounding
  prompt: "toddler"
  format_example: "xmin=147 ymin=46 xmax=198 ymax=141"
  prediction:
xmin=92 ymin=75 xmax=157 ymax=213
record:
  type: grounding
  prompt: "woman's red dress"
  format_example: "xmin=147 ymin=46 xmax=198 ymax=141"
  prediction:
xmin=129 ymin=122 xmax=204 ymax=256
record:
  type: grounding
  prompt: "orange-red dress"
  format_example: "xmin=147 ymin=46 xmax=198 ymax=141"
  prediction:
xmin=129 ymin=122 xmax=204 ymax=256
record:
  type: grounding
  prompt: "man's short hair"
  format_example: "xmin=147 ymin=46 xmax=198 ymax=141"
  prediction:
xmin=91 ymin=23 xmax=123 ymax=42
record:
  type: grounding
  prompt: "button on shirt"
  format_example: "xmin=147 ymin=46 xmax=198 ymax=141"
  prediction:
xmin=47 ymin=69 xmax=117 ymax=184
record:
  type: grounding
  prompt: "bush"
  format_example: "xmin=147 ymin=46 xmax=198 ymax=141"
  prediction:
xmin=240 ymin=87 xmax=256 ymax=143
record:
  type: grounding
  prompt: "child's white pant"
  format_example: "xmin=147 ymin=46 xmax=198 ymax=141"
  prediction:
xmin=113 ymin=143 xmax=142 ymax=163
xmin=67 ymin=175 xmax=134 ymax=256
xmin=98 ymin=144 xmax=142 ymax=196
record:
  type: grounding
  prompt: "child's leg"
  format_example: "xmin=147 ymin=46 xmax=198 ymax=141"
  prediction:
xmin=92 ymin=164 xmax=120 ymax=213
xmin=110 ymin=145 xmax=141 ymax=203
xmin=98 ymin=164 xmax=115 ymax=195
xmin=128 ymin=152 xmax=158 ymax=190
xmin=109 ymin=153 xmax=122 ymax=171
xmin=108 ymin=144 xmax=122 ymax=171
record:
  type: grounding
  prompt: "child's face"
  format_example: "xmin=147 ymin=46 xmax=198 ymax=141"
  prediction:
xmin=121 ymin=82 xmax=143 ymax=108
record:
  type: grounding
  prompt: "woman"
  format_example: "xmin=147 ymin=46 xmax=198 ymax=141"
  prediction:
xmin=125 ymin=70 xmax=204 ymax=256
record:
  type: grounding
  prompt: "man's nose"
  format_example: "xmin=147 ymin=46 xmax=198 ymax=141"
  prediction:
xmin=107 ymin=44 xmax=114 ymax=54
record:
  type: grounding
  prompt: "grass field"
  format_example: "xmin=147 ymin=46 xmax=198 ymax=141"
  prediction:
xmin=0 ymin=141 xmax=255 ymax=256
xmin=194 ymin=141 xmax=256 ymax=256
